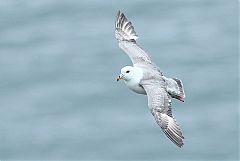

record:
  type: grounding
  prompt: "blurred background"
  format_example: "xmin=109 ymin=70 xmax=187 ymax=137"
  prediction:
xmin=0 ymin=0 xmax=238 ymax=160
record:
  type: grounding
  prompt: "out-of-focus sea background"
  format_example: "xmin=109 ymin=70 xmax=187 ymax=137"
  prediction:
xmin=0 ymin=0 xmax=238 ymax=160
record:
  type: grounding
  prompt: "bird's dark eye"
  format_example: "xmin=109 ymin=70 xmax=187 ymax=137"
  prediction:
xmin=126 ymin=70 xmax=130 ymax=73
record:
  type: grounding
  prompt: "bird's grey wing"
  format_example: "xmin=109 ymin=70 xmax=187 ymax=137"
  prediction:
xmin=115 ymin=11 xmax=152 ymax=65
xmin=141 ymin=79 xmax=184 ymax=147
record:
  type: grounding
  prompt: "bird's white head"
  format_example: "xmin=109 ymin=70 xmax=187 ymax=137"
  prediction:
xmin=117 ymin=66 xmax=143 ymax=82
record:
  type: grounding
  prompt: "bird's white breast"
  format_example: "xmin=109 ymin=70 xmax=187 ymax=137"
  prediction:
xmin=124 ymin=80 xmax=146 ymax=94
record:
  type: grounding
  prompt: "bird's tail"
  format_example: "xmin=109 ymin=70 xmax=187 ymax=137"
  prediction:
xmin=172 ymin=78 xmax=185 ymax=101
xmin=163 ymin=76 xmax=185 ymax=102
xmin=115 ymin=10 xmax=138 ymax=42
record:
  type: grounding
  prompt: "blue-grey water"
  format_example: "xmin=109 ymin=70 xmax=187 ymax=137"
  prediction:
xmin=0 ymin=0 xmax=238 ymax=160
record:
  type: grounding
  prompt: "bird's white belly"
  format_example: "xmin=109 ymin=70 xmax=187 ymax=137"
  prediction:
xmin=124 ymin=80 xmax=146 ymax=95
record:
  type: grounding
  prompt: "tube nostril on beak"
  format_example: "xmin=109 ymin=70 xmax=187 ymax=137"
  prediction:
xmin=117 ymin=76 xmax=120 ymax=81
xmin=117 ymin=75 xmax=123 ymax=81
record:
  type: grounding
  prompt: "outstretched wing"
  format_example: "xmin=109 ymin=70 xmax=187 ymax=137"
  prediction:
xmin=115 ymin=11 xmax=152 ymax=65
xmin=141 ymin=79 xmax=184 ymax=148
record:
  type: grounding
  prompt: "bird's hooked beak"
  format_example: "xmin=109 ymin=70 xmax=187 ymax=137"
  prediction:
xmin=117 ymin=74 xmax=124 ymax=81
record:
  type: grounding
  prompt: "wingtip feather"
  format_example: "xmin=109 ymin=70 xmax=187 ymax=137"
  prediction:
xmin=115 ymin=11 xmax=138 ymax=42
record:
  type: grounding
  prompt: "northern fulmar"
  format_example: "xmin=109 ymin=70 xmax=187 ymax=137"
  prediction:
xmin=115 ymin=11 xmax=186 ymax=148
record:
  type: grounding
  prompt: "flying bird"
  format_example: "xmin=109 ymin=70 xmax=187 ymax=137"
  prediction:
xmin=115 ymin=11 xmax=186 ymax=147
